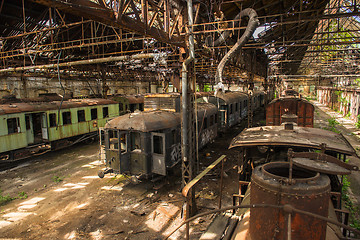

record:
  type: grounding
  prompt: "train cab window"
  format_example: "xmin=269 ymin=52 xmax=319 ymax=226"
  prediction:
xmin=119 ymin=103 xmax=124 ymax=112
xmin=110 ymin=137 xmax=119 ymax=150
xmin=91 ymin=108 xmax=98 ymax=120
xmin=62 ymin=112 xmax=72 ymax=125
xmin=139 ymin=103 xmax=144 ymax=111
xmin=125 ymin=104 xmax=128 ymax=111
xmin=130 ymin=104 xmax=135 ymax=112
xmin=130 ymin=132 xmax=141 ymax=151
xmin=25 ymin=115 xmax=31 ymax=130
xmin=120 ymin=133 xmax=127 ymax=153
xmin=153 ymin=135 xmax=163 ymax=155
xmin=49 ymin=113 xmax=57 ymax=127
xmin=235 ymin=103 xmax=239 ymax=112
xmin=103 ymin=107 xmax=109 ymax=118
xmin=204 ymin=117 xmax=208 ymax=129
xmin=7 ymin=117 xmax=20 ymax=134
xmin=230 ymin=104 xmax=233 ymax=114
xmin=210 ymin=115 xmax=214 ymax=126
xmin=77 ymin=110 xmax=85 ymax=122
xmin=215 ymin=113 xmax=218 ymax=123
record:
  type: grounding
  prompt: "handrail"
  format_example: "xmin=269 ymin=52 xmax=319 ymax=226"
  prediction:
xmin=182 ymin=155 xmax=226 ymax=197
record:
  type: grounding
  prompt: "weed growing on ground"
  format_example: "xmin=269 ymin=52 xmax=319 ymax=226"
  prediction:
xmin=52 ymin=175 xmax=64 ymax=183
xmin=0 ymin=190 xmax=28 ymax=206
xmin=0 ymin=190 xmax=14 ymax=206
xmin=325 ymin=117 xmax=340 ymax=133
xmin=342 ymin=176 xmax=360 ymax=231
xmin=18 ymin=191 xmax=28 ymax=199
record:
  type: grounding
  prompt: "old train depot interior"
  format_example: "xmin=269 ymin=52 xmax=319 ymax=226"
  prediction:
xmin=1 ymin=0 xmax=360 ymax=239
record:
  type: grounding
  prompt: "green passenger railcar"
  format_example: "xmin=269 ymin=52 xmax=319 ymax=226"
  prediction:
xmin=0 ymin=99 xmax=119 ymax=161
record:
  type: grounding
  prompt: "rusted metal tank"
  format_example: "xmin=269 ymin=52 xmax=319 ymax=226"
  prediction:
xmin=250 ymin=162 xmax=331 ymax=240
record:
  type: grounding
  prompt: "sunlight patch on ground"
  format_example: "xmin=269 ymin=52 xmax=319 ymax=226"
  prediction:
xmin=2 ymin=212 xmax=33 ymax=222
xmin=81 ymin=164 xmax=96 ymax=168
xmin=19 ymin=197 xmax=45 ymax=206
xmin=54 ymin=188 xmax=68 ymax=192
xmin=75 ymin=203 xmax=89 ymax=209
xmin=18 ymin=204 xmax=37 ymax=210
xmin=89 ymin=161 xmax=102 ymax=166
xmin=162 ymin=212 xmax=188 ymax=240
xmin=64 ymin=230 xmax=77 ymax=239
xmin=145 ymin=203 xmax=180 ymax=232
xmin=90 ymin=229 xmax=103 ymax=240
xmin=0 ymin=220 xmax=12 ymax=228
xmin=101 ymin=186 xmax=123 ymax=191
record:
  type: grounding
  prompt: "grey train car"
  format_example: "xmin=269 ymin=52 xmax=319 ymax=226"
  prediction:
xmin=199 ymin=91 xmax=249 ymax=130
xmin=100 ymin=102 xmax=218 ymax=177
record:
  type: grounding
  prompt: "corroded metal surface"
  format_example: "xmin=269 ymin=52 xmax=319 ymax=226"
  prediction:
xmin=250 ymin=162 xmax=330 ymax=240
xmin=266 ymin=97 xmax=314 ymax=127
xmin=213 ymin=91 xmax=248 ymax=105
xmin=290 ymin=152 xmax=359 ymax=175
xmin=0 ymin=98 xmax=117 ymax=115
xmin=104 ymin=111 xmax=181 ymax=132
xmin=229 ymin=125 xmax=357 ymax=156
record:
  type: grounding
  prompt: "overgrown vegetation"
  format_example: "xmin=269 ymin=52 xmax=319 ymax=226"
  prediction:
xmin=356 ymin=115 xmax=360 ymax=129
xmin=325 ymin=117 xmax=340 ymax=133
xmin=342 ymin=176 xmax=360 ymax=231
xmin=52 ymin=175 xmax=64 ymax=183
xmin=0 ymin=190 xmax=28 ymax=206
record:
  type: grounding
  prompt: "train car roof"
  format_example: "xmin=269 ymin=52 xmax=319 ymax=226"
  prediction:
xmin=268 ymin=96 xmax=314 ymax=106
xmin=208 ymin=91 xmax=248 ymax=104
xmin=109 ymin=95 xmax=144 ymax=104
xmin=104 ymin=110 xmax=181 ymax=132
xmin=229 ymin=125 xmax=357 ymax=156
xmin=0 ymin=98 xmax=117 ymax=115
xmin=196 ymin=102 xmax=218 ymax=119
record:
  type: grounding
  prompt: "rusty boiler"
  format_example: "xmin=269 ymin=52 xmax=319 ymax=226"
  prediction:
xmin=249 ymin=162 xmax=331 ymax=240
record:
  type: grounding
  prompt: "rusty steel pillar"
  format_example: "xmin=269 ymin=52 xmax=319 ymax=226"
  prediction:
xmin=250 ymin=162 xmax=330 ymax=240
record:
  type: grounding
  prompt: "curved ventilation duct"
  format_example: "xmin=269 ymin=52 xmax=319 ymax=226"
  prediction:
xmin=214 ymin=8 xmax=259 ymax=84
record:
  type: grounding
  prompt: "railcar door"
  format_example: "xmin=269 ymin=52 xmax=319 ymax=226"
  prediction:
xmin=151 ymin=132 xmax=166 ymax=175
xmin=105 ymin=130 xmax=130 ymax=173
xmin=41 ymin=113 xmax=48 ymax=140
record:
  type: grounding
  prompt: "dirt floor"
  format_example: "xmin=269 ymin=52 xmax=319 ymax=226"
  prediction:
xmin=0 ymin=112 xmax=255 ymax=239
xmin=1 ymin=104 xmax=359 ymax=240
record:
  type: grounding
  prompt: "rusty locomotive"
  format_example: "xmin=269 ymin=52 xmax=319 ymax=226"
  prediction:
xmin=99 ymin=91 xmax=266 ymax=178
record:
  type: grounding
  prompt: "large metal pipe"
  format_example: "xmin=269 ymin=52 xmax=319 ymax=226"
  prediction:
xmin=0 ymin=53 xmax=157 ymax=73
xmin=181 ymin=0 xmax=195 ymax=174
xmin=215 ymin=8 xmax=259 ymax=84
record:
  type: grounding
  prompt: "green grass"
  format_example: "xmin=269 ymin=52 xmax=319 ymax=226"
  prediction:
xmin=0 ymin=190 xmax=28 ymax=206
xmin=324 ymin=117 xmax=340 ymax=133
xmin=0 ymin=190 xmax=15 ymax=206
xmin=342 ymin=176 xmax=360 ymax=232
xmin=52 ymin=175 xmax=64 ymax=183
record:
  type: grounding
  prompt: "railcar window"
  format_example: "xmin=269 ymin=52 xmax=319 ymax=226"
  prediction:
xmin=91 ymin=108 xmax=98 ymax=120
xmin=139 ymin=103 xmax=144 ymax=111
xmin=49 ymin=113 xmax=57 ymax=127
xmin=130 ymin=104 xmax=135 ymax=112
xmin=120 ymin=133 xmax=127 ymax=153
xmin=235 ymin=103 xmax=239 ymax=111
xmin=119 ymin=103 xmax=124 ymax=112
xmin=62 ymin=112 xmax=71 ymax=125
xmin=230 ymin=104 xmax=233 ymax=114
xmin=25 ymin=115 xmax=31 ymax=130
xmin=130 ymin=132 xmax=141 ymax=151
xmin=153 ymin=135 xmax=163 ymax=154
xmin=204 ymin=117 xmax=208 ymax=129
xmin=7 ymin=117 xmax=20 ymax=134
xmin=215 ymin=114 xmax=218 ymax=123
xmin=103 ymin=107 xmax=109 ymax=118
xmin=77 ymin=110 xmax=85 ymax=122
